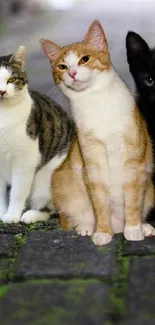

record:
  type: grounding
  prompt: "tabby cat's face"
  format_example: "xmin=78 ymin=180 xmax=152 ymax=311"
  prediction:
xmin=126 ymin=32 xmax=155 ymax=102
xmin=40 ymin=20 xmax=110 ymax=95
xmin=0 ymin=46 xmax=27 ymax=101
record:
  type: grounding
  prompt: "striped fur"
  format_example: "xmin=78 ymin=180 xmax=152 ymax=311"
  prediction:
xmin=0 ymin=46 xmax=75 ymax=224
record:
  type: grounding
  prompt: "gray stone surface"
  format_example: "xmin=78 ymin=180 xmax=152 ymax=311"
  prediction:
xmin=0 ymin=280 xmax=110 ymax=325
xmin=15 ymin=230 xmax=116 ymax=279
xmin=0 ymin=234 xmax=15 ymax=257
xmin=124 ymin=236 xmax=155 ymax=256
xmin=125 ymin=257 xmax=155 ymax=324
xmin=0 ymin=259 xmax=9 ymax=284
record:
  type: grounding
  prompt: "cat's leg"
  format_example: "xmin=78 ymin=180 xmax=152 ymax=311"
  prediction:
xmin=2 ymin=163 xmax=35 ymax=224
xmin=123 ymin=159 xmax=146 ymax=241
xmin=111 ymin=187 xmax=125 ymax=234
xmin=59 ymin=213 xmax=70 ymax=230
xmin=21 ymin=155 xmax=66 ymax=224
xmin=57 ymin=196 xmax=95 ymax=236
xmin=142 ymin=176 xmax=155 ymax=237
xmin=0 ymin=175 xmax=7 ymax=220
xmin=54 ymin=177 xmax=95 ymax=236
xmin=78 ymin=135 xmax=112 ymax=245
xmin=52 ymin=153 xmax=95 ymax=236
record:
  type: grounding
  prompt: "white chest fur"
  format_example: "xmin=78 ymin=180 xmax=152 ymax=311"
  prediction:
xmin=0 ymin=93 xmax=40 ymax=184
xmin=71 ymin=69 xmax=135 ymax=186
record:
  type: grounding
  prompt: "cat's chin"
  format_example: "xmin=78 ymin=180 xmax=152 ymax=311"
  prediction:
xmin=64 ymin=81 xmax=89 ymax=92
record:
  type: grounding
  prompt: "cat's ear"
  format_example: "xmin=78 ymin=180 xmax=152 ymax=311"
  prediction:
xmin=40 ymin=39 xmax=62 ymax=65
xmin=126 ymin=31 xmax=150 ymax=60
xmin=9 ymin=46 xmax=26 ymax=68
xmin=84 ymin=20 xmax=108 ymax=52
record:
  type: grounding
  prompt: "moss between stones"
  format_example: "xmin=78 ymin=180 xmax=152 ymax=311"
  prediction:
xmin=14 ymin=307 xmax=29 ymax=320
xmin=7 ymin=233 xmax=27 ymax=281
xmin=109 ymin=234 xmax=130 ymax=318
xmin=33 ymin=308 xmax=76 ymax=325
xmin=0 ymin=285 xmax=9 ymax=298
xmin=27 ymin=278 xmax=99 ymax=285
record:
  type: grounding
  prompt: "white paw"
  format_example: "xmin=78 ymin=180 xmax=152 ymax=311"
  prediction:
xmin=2 ymin=213 xmax=21 ymax=224
xmin=124 ymin=224 xmax=144 ymax=241
xmin=92 ymin=232 xmax=112 ymax=246
xmin=142 ymin=223 xmax=155 ymax=237
xmin=75 ymin=223 xmax=95 ymax=236
xmin=21 ymin=210 xmax=49 ymax=224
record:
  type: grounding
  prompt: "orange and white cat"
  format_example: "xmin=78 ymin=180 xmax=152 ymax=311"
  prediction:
xmin=40 ymin=20 xmax=155 ymax=245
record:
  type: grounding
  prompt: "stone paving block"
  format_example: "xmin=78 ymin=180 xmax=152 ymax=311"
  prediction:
xmin=0 ymin=223 xmax=27 ymax=235
xmin=15 ymin=230 xmax=117 ymax=279
xmin=0 ymin=280 xmax=110 ymax=325
xmin=0 ymin=234 xmax=15 ymax=257
xmin=0 ymin=216 xmax=59 ymax=234
xmin=125 ymin=256 xmax=155 ymax=324
xmin=124 ymin=237 xmax=155 ymax=256
xmin=0 ymin=259 xmax=9 ymax=284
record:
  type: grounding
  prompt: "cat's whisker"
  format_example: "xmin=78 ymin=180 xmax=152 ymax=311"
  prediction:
xmin=47 ymin=85 xmax=60 ymax=96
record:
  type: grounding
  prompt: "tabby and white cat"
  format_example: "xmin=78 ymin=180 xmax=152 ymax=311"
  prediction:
xmin=0 ymin=46 xmax=75 ymax=224
xmin=41 ymin=20 xmax=155 ymax=245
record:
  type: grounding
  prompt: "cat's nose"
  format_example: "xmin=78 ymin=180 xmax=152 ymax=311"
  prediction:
xmin=0 ymin=91 xmax=6 ymax=97
xmin=69 ymin=70 xmax=77 ymax=79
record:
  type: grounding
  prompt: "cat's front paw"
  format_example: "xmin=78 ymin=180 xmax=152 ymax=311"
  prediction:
xmin=142 ymin=223 xmax=155 ymax=237
xmin=2 ymin=213 xmax=21 ymax=224
xmin=92 ymin=232 xmax=112 ymax=246
xmin=21 ymin=210 xmax=49 ymax=224
xmin=124 ymin=224 xmax=144 ymax=241
xmin=75 ymin=223 xmax=95 ymax=236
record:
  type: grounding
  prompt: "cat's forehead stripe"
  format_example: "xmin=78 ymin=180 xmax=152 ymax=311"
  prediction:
xmin=65 ymin=51 xmax=78 ymax=66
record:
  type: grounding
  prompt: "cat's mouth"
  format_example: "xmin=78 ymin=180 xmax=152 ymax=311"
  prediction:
xmin=66 ymin=79 xmax=89 ymax=91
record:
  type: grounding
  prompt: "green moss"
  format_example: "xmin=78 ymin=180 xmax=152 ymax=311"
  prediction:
xmin=27 ymin=278 xmax=99 ymax=286
xmin=98 ymin=246 xmax=110 ymax=253
xmin=109 ymin=235 xmax=130 ymax=317
xmin=15 ymin=234 xmax=26 ymax=246
xmin=7 ymin=233 xmax=27 ymax=281
xmin=14 ymin=308 xmax=29 ymax=320
xmin=0 ymin=285 xmax=9 ymax=298
xmin=33 ymin=308 xmax=75 ymax=325
xmin=66 ymin=281 xmax=86 ymax=303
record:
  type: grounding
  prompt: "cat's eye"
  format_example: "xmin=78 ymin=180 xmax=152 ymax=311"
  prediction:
xmin=144 ymin=77 xmax=155 ymax=87
xmin=58 ymin=64 xmax=67 ymax=70
xmin=79 ymin=55 xmax=90 ymax=65
xmin=7 ymin=77 xmax=16 ymax=83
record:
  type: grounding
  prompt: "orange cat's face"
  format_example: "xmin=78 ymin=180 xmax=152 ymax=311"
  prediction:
xmin=40 ymin=20 xmax=110 ymax=93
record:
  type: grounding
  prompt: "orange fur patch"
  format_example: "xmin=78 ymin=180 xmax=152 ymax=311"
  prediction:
xmin=52 ymin=42 xmax=110 ymax=85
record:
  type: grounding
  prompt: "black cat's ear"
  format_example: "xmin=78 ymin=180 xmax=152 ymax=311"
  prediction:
xmin=126 ymin=31 xmax=150 ymax=62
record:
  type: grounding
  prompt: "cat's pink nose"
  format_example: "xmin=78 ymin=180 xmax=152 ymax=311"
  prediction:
xmin=0 ymin=90 xmax=6 ymax=97
xmin=69 ymin=70 xmax=77 ymax=79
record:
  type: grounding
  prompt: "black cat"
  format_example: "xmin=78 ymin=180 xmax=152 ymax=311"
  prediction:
xmin=126 ymin=31 xmax=155 ymax=220
xmin=126 ymin=31 xmax=155 ymax=150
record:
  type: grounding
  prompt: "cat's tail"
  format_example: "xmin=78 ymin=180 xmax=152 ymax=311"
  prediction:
xmin=21 ymin=209 xmax=50 ymax=224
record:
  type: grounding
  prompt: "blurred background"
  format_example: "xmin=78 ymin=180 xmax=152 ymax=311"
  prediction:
xmin=1 ymin=0 xmax=155 ymax=112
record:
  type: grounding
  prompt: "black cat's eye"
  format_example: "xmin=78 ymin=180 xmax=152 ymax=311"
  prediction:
xmin=58 ymin=64 xmax=67 ymax=70
xmin=144 ymin=77 xmax=155 ymax=87
xmin=79 ymin=55 xmax=90 ymax=65
xmin=7 ymin=77 xmax=16 ymax=83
